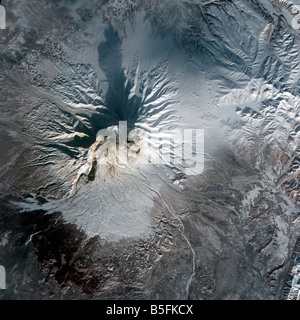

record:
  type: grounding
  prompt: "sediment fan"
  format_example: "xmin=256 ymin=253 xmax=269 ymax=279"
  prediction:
xmin=1 ymin=0 xmax=300 ymax=299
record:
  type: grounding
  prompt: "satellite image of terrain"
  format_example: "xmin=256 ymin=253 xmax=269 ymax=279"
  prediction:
xmin=1 ymin=0 xmax=300 ymax=300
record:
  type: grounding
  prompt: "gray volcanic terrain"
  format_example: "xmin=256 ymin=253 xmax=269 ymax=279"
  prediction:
xmin=1 ymin=0 xmax=300 ymax=299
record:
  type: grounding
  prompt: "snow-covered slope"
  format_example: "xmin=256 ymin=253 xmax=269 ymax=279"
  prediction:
xmin=1 ymin=0 xmax=300 ymax=299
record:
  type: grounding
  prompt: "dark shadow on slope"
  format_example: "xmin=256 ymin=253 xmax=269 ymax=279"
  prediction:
xmin=0 ymin=194 xmax=102 ymax=297
xmin=97 ymin=25 xmax=142 ymax=132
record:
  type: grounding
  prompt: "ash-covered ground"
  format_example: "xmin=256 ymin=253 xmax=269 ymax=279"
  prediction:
xmin=1 ymin=0 xmax=300 ymax=299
